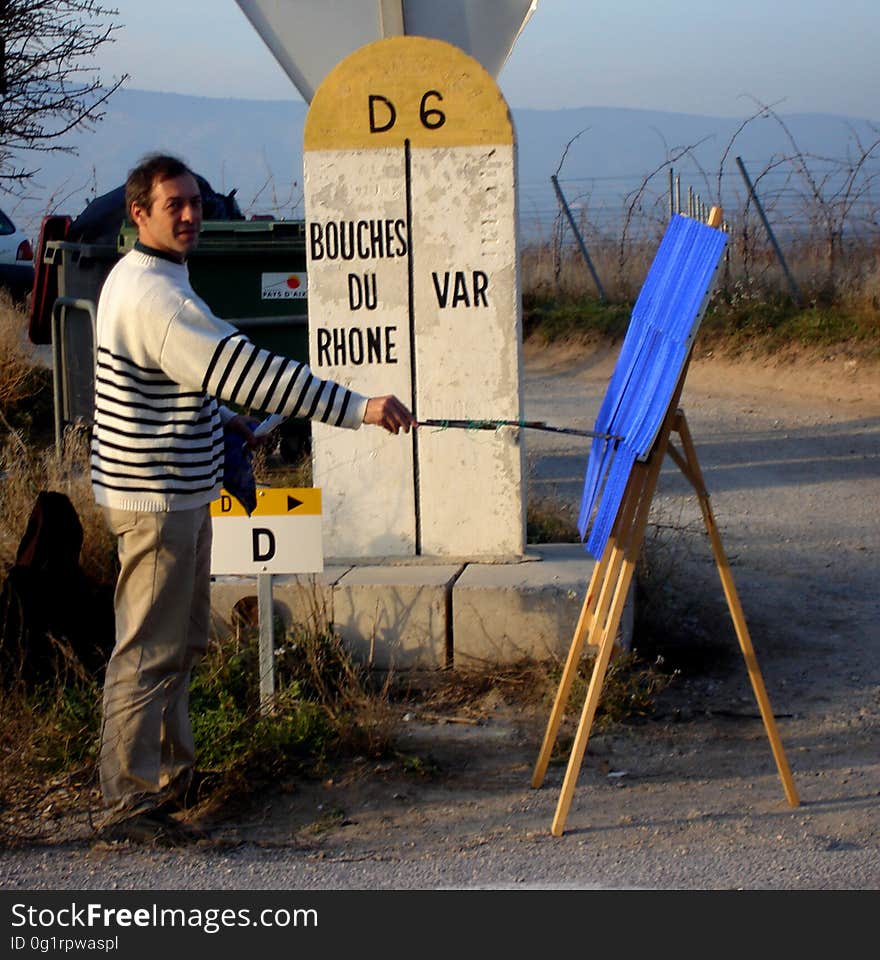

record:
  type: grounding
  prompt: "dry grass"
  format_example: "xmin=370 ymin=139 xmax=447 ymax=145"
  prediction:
xmin=0 ymin=296 xmax=111 ymax=842
xmin=0 ymin=295 xmax=114 ymax=578
xmin=526 ymin=495 xmax=580 ymax=544
xmin=522 ymin=238 xmax=655 ymax=305
xmin=0 ymin=290 xmax=44 ymax=411
xmin=0 ymin=675 xmax=101 ymax=832
xmin=523 ymin=232 xmax=880 ymax=319
xmin=395 ymin=651 xmax=673 ymax=742
xmin=0 ymin=428 xmax=117 ymax=584
xmin=523 ymin=234 xmax=880 ymax=363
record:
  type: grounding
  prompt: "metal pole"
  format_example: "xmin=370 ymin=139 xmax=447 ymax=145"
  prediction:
xmin=550 ymin=175 xmax=606 ymax=301
xmin=675 ymin=175 xmax=681 ymax=215
xmin=735 ymin=156 xmax=801 ymax=306
xmin=668 ymin=168 xmax=675 ymax=220
xmin=258 ymin=572 xmax=276 ymax=715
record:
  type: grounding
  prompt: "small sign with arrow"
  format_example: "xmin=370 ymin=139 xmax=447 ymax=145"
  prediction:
xmin=210 ymin=487 xmax=323 ymax=575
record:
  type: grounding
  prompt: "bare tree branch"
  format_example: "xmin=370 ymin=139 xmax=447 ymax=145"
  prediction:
xmin=716 ymin=97 xmax=787 ymax=204
xmin=0 ymin=1 xmax=129 ymax=188
xmin=554 ymin=127 xmax=588 ymax=178
xmin=619 ymin=136 xmax=712 ymax=270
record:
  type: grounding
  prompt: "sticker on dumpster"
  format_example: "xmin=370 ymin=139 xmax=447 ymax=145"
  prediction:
xmin=261 ymin=272 xmax=308 ymax=299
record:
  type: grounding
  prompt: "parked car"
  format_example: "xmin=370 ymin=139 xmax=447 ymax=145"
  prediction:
xmin=0 ymin=206 xmax=35 ymax=302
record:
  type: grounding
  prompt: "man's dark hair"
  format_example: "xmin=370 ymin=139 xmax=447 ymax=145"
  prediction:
xmin=125 ymin=154 xmax=194 ymax=216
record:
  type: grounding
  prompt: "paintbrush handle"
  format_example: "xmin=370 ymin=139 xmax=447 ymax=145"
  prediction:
xmin=419 ymin=419 xmax=621 ymax=441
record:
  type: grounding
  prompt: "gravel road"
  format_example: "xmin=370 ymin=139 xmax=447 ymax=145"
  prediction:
xmin=1 ymin=343 xmax=878 ymax=891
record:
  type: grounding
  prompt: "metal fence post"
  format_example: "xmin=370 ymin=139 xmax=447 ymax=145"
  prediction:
xmin=735 ymin=156 xmax=801 ymax=306
xmin=550 ymin=175 xmax=606 ymax=301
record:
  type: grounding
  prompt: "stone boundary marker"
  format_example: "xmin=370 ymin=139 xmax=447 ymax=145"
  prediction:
xmin=304 ymin=36 xmax=525 ymax=561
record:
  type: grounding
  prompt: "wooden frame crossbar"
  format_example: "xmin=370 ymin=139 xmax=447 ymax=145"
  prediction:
xmin=532 ymin=397 xmax=800 ymax=837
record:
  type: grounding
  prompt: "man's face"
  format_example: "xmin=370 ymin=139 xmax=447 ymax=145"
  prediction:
xmin=131 ymin=172 xmax=202 ymax=258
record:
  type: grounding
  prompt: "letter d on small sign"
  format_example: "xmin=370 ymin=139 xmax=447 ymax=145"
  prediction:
xmin=252 ymin=528 xmax=276 ymax=562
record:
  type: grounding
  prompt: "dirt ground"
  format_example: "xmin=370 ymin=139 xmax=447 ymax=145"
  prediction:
xmin=1 ymin=341 xmax=878 ymax=890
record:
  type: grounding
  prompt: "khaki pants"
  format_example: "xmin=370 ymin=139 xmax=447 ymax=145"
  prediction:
xmin=99 ymin=506 xmax=213 ymax=813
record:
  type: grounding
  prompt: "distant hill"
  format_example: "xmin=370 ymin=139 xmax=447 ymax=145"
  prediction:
xmin=7 ymin=88 xmax=878 ymax=239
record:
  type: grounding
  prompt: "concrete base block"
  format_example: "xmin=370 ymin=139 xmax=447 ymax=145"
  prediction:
xmin=333 ymin=564 xmax=464 ymax=669
xmin=209 ymin=547 xmax=635 ymax=671
xmin=451 ymin=544 xmax=634 ymax=670
xmin=210 ymin=568 xmax=351 ymax=637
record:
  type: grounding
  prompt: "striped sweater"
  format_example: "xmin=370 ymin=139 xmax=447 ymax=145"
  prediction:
xmin=90 ymin=244 xmax=367 ymax=512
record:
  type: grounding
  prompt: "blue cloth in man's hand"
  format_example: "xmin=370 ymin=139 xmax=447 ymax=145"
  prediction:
xmin=223 ymin=432 xmax=257 ymax=516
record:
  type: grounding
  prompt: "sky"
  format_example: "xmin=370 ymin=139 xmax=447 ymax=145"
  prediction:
xmin=93 ymin=0 xmax=879 ymax=119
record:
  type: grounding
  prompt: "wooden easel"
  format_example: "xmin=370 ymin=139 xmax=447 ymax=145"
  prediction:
xmin=531 ymin=212 xmax=800 ymax=837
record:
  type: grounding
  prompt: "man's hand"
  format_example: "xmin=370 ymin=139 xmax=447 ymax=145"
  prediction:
xmin=225 ymin=413 xmax=264 ymax=449
xmin=363 ymin=395 xmax=417 ymax=434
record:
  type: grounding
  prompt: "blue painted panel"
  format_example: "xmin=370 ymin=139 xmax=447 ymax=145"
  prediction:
xmin=579 ymin=215 xmax=727 ymax=558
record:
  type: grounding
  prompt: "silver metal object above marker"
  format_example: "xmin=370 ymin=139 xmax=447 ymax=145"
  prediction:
xmin=234 ymin=0 xmax=539 ymax=101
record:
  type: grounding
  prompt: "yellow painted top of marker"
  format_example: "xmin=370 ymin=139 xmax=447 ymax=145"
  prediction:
xmin=305 ymin=36 xmax=513 ymax=150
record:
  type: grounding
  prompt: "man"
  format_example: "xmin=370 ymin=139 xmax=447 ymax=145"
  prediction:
xmin=93 ymin=154 xmax=415 ymax=843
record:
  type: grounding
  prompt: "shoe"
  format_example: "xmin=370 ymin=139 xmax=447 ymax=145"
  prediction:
xmin=98 ymin=809 xmax=207 ymax=846
xmin=155 ymin=770 xmax=224 ymax=813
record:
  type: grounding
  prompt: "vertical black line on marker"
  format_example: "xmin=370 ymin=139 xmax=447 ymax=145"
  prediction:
xmin=405 ymin=137 xmax=422 ymax=555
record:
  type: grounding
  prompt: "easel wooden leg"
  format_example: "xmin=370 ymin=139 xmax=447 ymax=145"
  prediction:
xmin=536 ymin=374 xmax=686 ymax=836
xmin=670 ymin=412 xmax=799 ymax=807
xmin=550 ymin=536 xmax=638 ymax=836
xmin=531 ymin=467 xmax=644 ymax=789
xmin=529 ymin=538 xmax=610 ymax=790
xmin=550 ymin=440 xmax=669 ymax=836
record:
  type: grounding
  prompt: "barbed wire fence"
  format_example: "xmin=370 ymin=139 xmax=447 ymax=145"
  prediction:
xmin=521 ymin=119 xmax=880 ymax=307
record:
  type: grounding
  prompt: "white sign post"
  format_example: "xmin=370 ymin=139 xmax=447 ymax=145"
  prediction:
xmin=211 ymin=487 xmax=323 ymax=712
xmin=304 ymin=36 xmax=525 ymax=561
